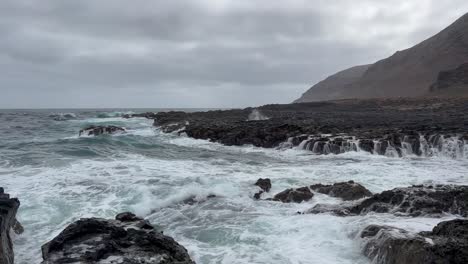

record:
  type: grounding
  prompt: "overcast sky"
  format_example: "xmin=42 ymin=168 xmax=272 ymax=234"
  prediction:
xmin=1 ymin=0 xmax=467 ymax=108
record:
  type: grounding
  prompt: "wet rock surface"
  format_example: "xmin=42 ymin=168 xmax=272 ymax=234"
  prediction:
xmin=310 ymin=181 xmax=372 ymax=201
xmin=0 ymin=188 xmax=20 ymax=264
xmin=153 ymin=98 xmax=468 ymax=157
xmin=253 ymin=178 xmax=272 ymax=200
xmin=79 ymin=125 xmax=126 ymax=136
xmin=307 ymin=185 xmax=468 ymax=217
xmin=41 ymin=212 xmax=195 ymax=264
xmin=350 ymin=184 xmax=468 ymax=217
xmin=361 ymin=219 xmax=468 ymax=264
xmin=255 ymin=178 xmax=272 ymax=192
xmin=270 ymin=187 xmax=314 ymax=203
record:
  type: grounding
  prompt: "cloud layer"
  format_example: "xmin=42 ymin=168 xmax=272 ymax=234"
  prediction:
xmin=1 ymin=0 xmax=467 ymax=108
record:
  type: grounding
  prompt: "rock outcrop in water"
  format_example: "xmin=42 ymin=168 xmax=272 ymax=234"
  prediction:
xmin=255 ymin=178 xmax=271 ymax=192
xmin=0 ymin=188 xmax=20 ymax=264
xmin=307 ymin=185 xmax=468 ymax=217
xmin=269 ymin=187 xmax=314 ymax=203
xmin=79 ymin=125 xmax=126 ymax=137
xmin=310 ymin=181 xmax=372 ymax=201
xmin=154 ymin=98 xmax=468 ymax=159
xmin=361 ymin=219 xmax=468 ymax=264
xmin=253 ymin=178 xmax=272 ymax=200
xmin=41 ymin=212 xmax=195 ymax=264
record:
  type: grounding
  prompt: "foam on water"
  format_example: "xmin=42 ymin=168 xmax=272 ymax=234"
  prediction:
xmin=0 ymin=110 xmax=467 ymax=264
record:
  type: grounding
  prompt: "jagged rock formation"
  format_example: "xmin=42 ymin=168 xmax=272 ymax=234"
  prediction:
xmin=307 ymin=185 xmax=468 ymax=217
xmin=310 ymin=181 xmax=372 ymax=201
xmin=430 ymin=62 xmax=468 ymax=95
xmin=294 ymin=65 xmax=371 ymax=102
xmin=361 ymin=219 xmax=468 ymax=264
xmin=41 ymin=212 xmax=195 ymax=264
xmin=0 ymin=188 xmax=20 ymax=264
xmin=295 ymin=13 xmax=468 ymax=102
xmin=79 ymin=125 xmax=126 ymax=137
xmin=154 ymin=98 xmax=468 ymax=159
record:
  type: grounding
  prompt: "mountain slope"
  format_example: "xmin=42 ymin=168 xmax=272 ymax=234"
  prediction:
xmin=295 ymin=12 xmax=468 ymax=102
xmin=294 ymin=65 xmax=370 ymax=103
xmin=429 ymin=62 xmax=468 ymax=96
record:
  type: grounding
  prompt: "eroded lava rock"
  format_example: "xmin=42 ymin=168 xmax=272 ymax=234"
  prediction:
xmin=79 ymin=125 xmax=126 ymax=136
xmin=307 ymin=185 xmax=468 ymax=217
xmin=361 ymin=219 xmax=468 ymax=264
xmin=310 ymin=180 xmax=372 ymax=201
xmin=41 ymin=212 xmax=195 ymax=264
xmin=270 ymin=187 xmax=314 ymax=203
xmin=0 ymin=188 xmax=20 ymax=264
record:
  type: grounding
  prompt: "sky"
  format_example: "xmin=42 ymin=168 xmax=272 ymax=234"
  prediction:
xmin=1 ymin=0 xmax=467 ymax=108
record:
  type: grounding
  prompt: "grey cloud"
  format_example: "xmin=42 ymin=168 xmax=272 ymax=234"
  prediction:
xmin=0 ymin=0 xmax=467 ymax=108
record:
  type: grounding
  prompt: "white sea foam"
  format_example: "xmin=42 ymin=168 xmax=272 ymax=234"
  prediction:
xmin=2 ymin=116 xmax=468 ymax=264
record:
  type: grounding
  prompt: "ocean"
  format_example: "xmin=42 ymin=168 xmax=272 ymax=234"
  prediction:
xmin=1 ymin=109 xmax=467 ymax=264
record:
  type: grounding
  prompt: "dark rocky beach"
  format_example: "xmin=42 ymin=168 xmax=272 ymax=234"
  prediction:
xmin=153 ymin=97 xmax=468 ymax=157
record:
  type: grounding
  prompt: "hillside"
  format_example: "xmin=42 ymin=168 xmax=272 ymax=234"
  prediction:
xmin=295 ymin=12 xmax=468 ymax=102
xmin=294 ymin=65 xmax=370 ymax=103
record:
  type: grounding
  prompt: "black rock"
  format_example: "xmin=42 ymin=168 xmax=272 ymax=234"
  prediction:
xmin=0 ymin=188 xmax=20 ymax=264
xmin=253 ymin=191 xmax=264 ymax=200
xmin=41 ymin=213 xmax=195 ymax=264
xmin=153 ymin=98 xmax=468 ymax=158
xmin=79 ymin=125 xmax=126 ymax=136
xmin=271 ymin=187 xmax=314 ymax=203
xmin=255 ymin=178 xmax=272 ymax=192
xmin=361 ymin=219 xmax=468 ymax=264
xmin=350 ymin=184 xmax=468 ymax=217
xmin=310 ymin=181 xmax=372 ymax=201
xmin=307 ymin=185 xmax=468 ymax=217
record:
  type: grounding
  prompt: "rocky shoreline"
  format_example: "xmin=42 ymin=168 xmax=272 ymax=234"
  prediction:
xmin=2 ymin=179 xmax=467 ymax=263
xmin=152 ymin=97 xmax=468 ymax=158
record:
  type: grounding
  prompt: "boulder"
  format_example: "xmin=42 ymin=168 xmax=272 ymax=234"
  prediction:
xmin=79 ymin=125 xmax=126 ymax=137
xmin=0 ymin=188 xmax=20 ymax=264
xmin=270 ymin=187 xmax=314 ymax=203
xmin=254 ymin=178 xmax=272 ymax=192
xmin=310 ymin=181 xmax=372 ymax=200
xmin=361 ymin=219 xmax=468 ymax=264
xmin=41 ymin=212 xmax=195 ymax=264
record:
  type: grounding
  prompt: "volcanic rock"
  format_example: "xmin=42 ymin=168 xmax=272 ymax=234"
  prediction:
xmin=0 ymin=188 xmax=20 ymax=264
xmin=307 ymin=185 xmax=468 ymax=217
xmin=361 ymin=219 xmax=468 ymax=264
xmin=79 ymin=125 xmax=126 ymax=136
xmin=255 ymin=178 xmax=272 ymax=192
xmin=310 ymin=181 xmax=372 ymax=201
xmin=270 ymin=187 xmax=314 ymax=203
xmin=349 ymin=184 xmax=468 ymax=217
xmin=41 ymin=212 xmax=195 ymax=264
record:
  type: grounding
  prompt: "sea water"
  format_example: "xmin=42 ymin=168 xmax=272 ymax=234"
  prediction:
xmin=0 ymin=109 xmax=467 ymax=264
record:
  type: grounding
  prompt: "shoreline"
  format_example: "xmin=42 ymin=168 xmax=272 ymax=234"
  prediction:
xmin=153 ymin=97 xmax=468 ymax=158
